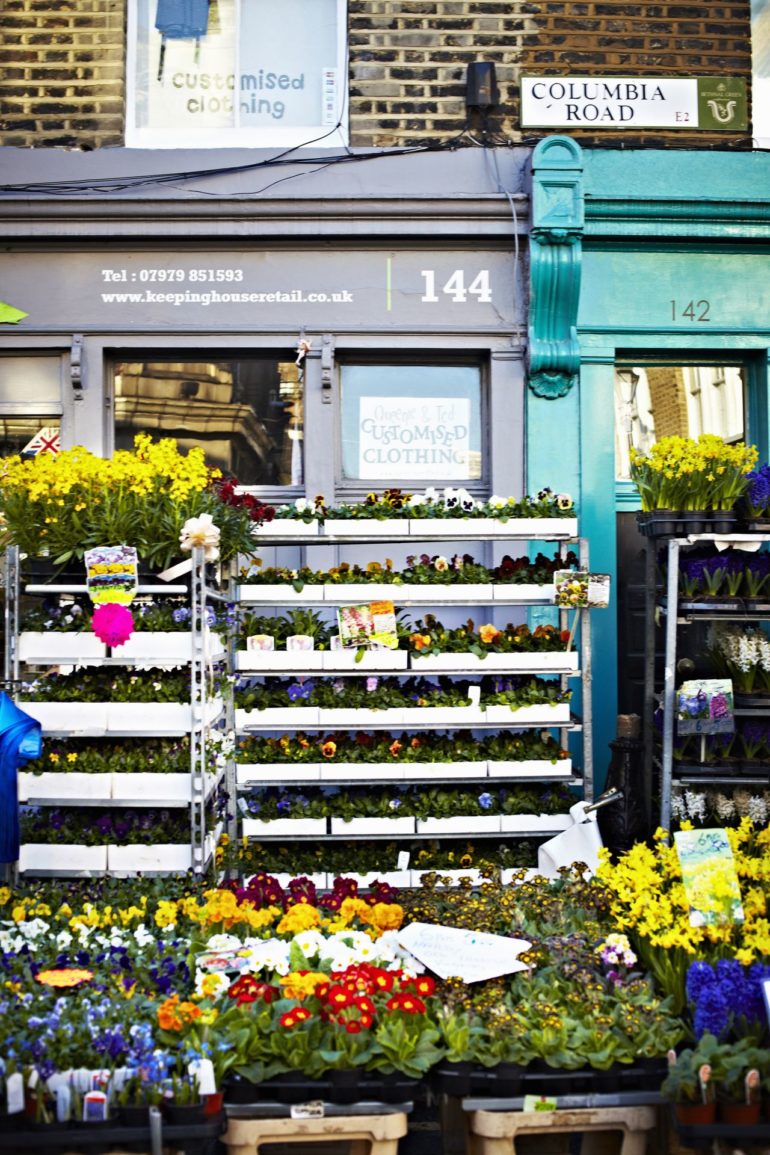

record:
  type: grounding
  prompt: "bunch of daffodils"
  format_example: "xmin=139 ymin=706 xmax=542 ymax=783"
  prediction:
xmin=0 ymin=434 xmax=270 ymax=571
xmin=630 ymin=434 xmax=757 ymax=512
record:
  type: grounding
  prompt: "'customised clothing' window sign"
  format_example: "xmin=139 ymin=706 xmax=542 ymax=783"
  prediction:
xmin=357 ymin=396 xmax=471 ymax=480
xmin=341 ymin=364 xmax=483 ymax=483
xmin=129 ymin=0 xmax=344 ymax=147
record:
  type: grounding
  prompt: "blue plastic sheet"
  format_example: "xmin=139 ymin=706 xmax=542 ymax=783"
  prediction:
xmin=0 ymin=693 xmax=42 ymax=864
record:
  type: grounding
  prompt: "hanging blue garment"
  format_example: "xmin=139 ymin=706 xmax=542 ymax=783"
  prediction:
xmin=0 ymin=693 xmax=42 ymax=864
xmin=155 ymin=0 xmax=210 ymax=39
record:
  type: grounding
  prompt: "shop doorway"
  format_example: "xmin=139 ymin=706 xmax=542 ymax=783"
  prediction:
xmin=614 ymin=361 xmax=747 ymax=716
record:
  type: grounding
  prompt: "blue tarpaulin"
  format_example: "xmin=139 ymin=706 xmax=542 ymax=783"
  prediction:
xmin=0 ymin=694 xmax=42 ymax=864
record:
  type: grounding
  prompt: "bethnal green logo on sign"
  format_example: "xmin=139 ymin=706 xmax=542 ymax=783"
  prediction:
xmin=698 ymin=78 xmax=748 ymax=131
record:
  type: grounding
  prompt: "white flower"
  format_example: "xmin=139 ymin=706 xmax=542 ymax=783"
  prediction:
xmin=292 ymin=930 xmax=327 ymax=959
xmin=748 ymin=794 xmax=768 ymax=826
xmin=206 ymin=933 xmax=243 ymax=952
xmin=407 ymin=493 xmax=427 ymax=508
xmin=239 ymin=938 xmax=291 ymax=975
xmin=133 ymin=924 xmax=155 ymax=947
xmin=180 ymin=513 xmax=220 ymax=561
xmin=294 ymin=498 xmax=310 ymax=513
xmin=715 ymin=793 xmax=735 ymax=821
xmin=488 ymin=495 xmax=507 ymax=510
xmin=684 ymin=790 xmax=707 ymax=821
xmin=194 ymin=969 xmax=230 ymax=999
xmin=21 ymin=918 xmax=51 ymax=942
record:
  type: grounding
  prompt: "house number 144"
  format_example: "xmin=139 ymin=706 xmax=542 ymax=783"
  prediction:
xmin=421 ymin=269 xmax=492 ymax=303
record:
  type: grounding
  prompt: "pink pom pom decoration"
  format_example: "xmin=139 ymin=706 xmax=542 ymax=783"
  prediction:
xmin=92 ymin=602 xmax=134 ymax=647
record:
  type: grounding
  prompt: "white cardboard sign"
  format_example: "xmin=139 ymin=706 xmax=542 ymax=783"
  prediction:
xmin=397 ymin=921 xmax=531 ymax=983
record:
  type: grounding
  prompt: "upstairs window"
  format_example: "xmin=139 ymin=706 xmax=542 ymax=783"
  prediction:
xmin=127 ymin=0 xmax=348 ymax=148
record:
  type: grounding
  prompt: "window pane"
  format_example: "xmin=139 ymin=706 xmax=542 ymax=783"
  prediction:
xmin=114 ymin=357 xmax=303 ymax=486
xmin=0 ymin=419 xmax=60 ymax=459
xmin=340 ymin=364 xmax=483 ymax=482
xmin=0 ymin=357 xmax=61 ymax=406
xmin=615 ymin=364 xmax=745 ymax=480
xmin=131 ymin=0 xmax=341 ymax=143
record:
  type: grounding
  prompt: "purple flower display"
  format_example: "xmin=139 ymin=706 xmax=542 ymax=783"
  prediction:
xmin=686 ymin=958 xmax=770 ymax=1039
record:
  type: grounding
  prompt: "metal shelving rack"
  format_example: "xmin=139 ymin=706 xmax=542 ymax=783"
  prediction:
xmin=5 ymin=544 xmax=229 ymax=877
xmin=653 ymin=533 xmax=770 ymax=833
xmin=234 ymin=524 xmax=594 ymax=853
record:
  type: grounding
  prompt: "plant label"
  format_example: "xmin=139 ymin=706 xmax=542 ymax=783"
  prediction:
xmin=337 ymin=601 xmax=398 ymax=650
xmin=553 ymin=570 xmax=610 ymax=608
xmin=85 ymin=545 xmax=139 ymax=607
xmin=6 ymin=1073 xmax=24 ymax=1115
xmin=674 ymin=828 xmax=744 ymax=926
xmin=291 ymin=1101 xmax=325 ymax=1119
xmin=677 ymin=678 xmax=734 ymax=735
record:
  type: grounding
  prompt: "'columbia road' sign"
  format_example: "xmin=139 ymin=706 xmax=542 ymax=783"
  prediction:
xmin=521 ymin=76 xmax=747 ymax=130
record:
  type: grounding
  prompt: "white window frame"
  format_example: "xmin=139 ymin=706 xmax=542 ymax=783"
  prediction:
xmin=125 ymin=0 xmax=349 ymax=149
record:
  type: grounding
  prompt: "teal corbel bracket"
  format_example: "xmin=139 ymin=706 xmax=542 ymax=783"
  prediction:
xmin=527 ymin=137 xmax=584 ymax=399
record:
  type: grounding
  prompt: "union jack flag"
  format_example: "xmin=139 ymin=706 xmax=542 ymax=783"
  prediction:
xmin=22 ymin=427 xmax=60 ymax=456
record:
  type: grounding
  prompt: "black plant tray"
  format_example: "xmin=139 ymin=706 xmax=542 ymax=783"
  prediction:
xmin=637 ymin=511 xmax=737 ymax=539
xmin=673 ymin=1112 xmax=770 ymax=1149
xmin=431 ymin=1058 xmax=667 ymax=1098
xmin=673 ymin=761 xmax=741 ymax=778
xmin=0 ymin=1112 xmax=225 ymax=1153
xmin=734 ymin=693 xmax=770 ymax=710
xmin=223 ymin=1072 xmax=419 ymax=1106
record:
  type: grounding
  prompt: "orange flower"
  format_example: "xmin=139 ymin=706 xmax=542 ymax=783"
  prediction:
xmin=478 ymin=623 xmax=501 ymax=645
xmin=157 ymin=994 xmax=201 ymax=1031
xmin=157 ymin=996 xmax=183 ymax=1031
xmin=35 ymin=967 xmax=93 ymax=988
xmin=321 ymin=740 xmax=337 ymax=759
xmin=409 ymin=633 xmax=432 ymax=651
xmin=389 ymin=740 xmax=403 ymax=757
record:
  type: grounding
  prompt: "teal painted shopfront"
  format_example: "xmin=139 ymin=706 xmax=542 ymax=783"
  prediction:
xmin=526 ymin=137 xmax=770 ymax=785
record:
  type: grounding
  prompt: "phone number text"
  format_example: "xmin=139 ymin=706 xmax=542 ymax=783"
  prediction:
xmin=101 ymin=268 xmax=244 ymax=284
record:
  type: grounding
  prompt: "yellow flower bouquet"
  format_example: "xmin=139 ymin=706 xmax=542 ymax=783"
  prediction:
xmin=629 ymin=434 xmax=757 ymax=512
xmin=0 ymin=434 xmax=273 ymax=571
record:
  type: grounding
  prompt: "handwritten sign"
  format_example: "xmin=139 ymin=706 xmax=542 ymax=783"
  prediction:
xmin=674 ymin=828 xmax=744 ymax=927
xmin=85 ymin=545 xmax=139 ymax=607
xmin=397 ymin=921 xmax=531 ymax=983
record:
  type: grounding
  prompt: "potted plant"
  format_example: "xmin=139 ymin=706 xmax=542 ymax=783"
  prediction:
xmin=630 ymin=433 xmax=757 ymax=536
xmin=661 ymin=1034 xmax=722 ymax=1125
xmin=0 ymin=434 xmax=274 ymax=573
xmin=715 ymin=1040 xmax=764 ymax=1125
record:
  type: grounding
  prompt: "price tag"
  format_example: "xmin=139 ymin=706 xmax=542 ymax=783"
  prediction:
xmin=189 ymin=1058 xmax=216 ymax=1096
xmin=7 ymin=1073 xmax=24 ymax=1115
xmin=291 ymin=1101 xmax=325 ymax=1119
xmin=397 ymin=850 xmax=410 ymax=871
xmin=467 ymin=684 xmax=481 ymax=707
xmin=56 ymin=1085 xmax=71 ymax=1123
xmin=523 ymin=1094 xmax=557 ymax=1112
xmin=83 ymin=1090 xmax=108 ymax=1122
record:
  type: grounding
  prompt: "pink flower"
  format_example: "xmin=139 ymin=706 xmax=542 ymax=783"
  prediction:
xmin=92 ymin=603 xmax=134 ymax=647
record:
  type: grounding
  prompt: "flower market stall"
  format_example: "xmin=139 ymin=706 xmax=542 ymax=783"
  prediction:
xmin=4 ymin=435 xmax=770 ymax=1153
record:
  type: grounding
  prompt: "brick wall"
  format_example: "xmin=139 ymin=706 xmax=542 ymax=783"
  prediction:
xmin=0 ymin=0 xmax=125 ymax=147
xmin=0 ymin=0 xmax=753 ymax=150
xmin=646 ymin=367 xmax=689 ymax=440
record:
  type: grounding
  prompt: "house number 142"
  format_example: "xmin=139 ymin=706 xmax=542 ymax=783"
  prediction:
xmin=671 ymin=299 xmax=711 ymax=322
xmin=421 ymin=269 xmax=492 ymax=303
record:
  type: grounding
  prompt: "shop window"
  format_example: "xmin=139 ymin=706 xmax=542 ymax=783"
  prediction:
xmin=0 ymin=356 xmax=63 ymax=458
xmin=127 ymin=0 xmax=348 ymax=148
xmin=113 ymin=355 xmax=304 ymax=486
xmin=614 ymin=363 xmax=745 ymax=480
xmin=339 ymin=362 xmax=484 ymax=487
